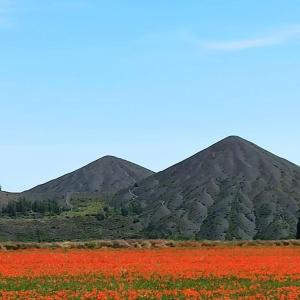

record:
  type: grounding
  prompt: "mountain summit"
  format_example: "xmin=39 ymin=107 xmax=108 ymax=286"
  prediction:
xmin=113 ymin=136 xmax=300 ymax=240
xmin=23 ymin=155 xmax=154 ymax=201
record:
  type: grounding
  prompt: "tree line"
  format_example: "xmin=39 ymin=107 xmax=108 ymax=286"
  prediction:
xmin=0 ymin=197 xmax=66 ymax=217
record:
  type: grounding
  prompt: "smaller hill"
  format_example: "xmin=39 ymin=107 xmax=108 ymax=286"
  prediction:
xmin=23 ymin=156 xmax=154 ymax=202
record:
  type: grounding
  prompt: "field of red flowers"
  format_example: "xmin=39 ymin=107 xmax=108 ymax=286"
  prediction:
xmin=0 ymin=246 xmax=300 ymax=299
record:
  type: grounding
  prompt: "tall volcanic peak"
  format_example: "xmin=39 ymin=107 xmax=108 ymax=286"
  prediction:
xmin=23 ymin=155 xmax=154 ymax=201
xmin=113 ymin=136 xmax=300 ymax=241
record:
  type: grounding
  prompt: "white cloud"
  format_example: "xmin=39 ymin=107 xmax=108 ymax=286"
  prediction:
xmin=201 ymin=25 xmax=300 ymax=51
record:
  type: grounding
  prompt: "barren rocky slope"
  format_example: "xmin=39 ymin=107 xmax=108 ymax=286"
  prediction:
xmin=113 ymin=136 xmax=300 ymax=240
xmin=23 ymin=156 xmax=154 ymax=202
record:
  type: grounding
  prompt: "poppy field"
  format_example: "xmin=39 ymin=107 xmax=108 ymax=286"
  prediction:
xmin=0 ymin=245 xmax=300 ymax=299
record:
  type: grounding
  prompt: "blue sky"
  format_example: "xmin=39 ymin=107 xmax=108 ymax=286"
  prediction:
xmin=1 ymin=0 xmax=300 ymax=192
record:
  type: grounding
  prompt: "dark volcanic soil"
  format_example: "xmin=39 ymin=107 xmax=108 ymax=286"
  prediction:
xmin=113 ymin=136 xmax=300 ymax=240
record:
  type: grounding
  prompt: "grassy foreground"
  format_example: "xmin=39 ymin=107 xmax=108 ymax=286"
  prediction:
xmin=0 ymin=245 xmax=300 ymax=299
xmin=1 ymin=238 xmax=300 ymax=250
xmin=1 ymin=275 xmax=300 ymax=299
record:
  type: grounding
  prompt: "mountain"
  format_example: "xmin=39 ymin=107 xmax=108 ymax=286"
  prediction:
xmin=2 ymin=137 xmax=300 ymax=242
xmin=0 ymin=156 xmax=154 ymax=242
xmin=112 ymin=136 xmax=300 ymax=240
xmin=23 ymin=155 xmax=154 ymax=202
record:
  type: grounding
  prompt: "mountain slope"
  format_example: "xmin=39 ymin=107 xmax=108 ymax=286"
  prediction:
xmin=0 ymin=191 xmax=20 ymax=208
xmin=23 ymin=156 xmax=154 ymax=202
xmin=112 ymin=136 xmax=300 ymax=240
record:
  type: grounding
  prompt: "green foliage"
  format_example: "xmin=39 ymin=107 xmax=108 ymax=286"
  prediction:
xmin=130 ymin=200 xmax=143 ymax=215
xmin=1 ymin=198 xmax=63 ymax=218
xmin=61 ymin=198 xmax=103 ymax=217
xmin=1 ymin=274 xmax=299 ymax=298
xmin=96 ymin=212 xmax=105 ymax=221
xmin=121 ymin=206 xmax=129 ymax=217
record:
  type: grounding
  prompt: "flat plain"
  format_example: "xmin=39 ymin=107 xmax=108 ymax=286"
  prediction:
xmin=1 ymin=241 xmax=300 ymax=299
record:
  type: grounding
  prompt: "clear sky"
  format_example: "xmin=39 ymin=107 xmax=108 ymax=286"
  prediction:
xmin=1 ymin=0 xmax=300 ymax=192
